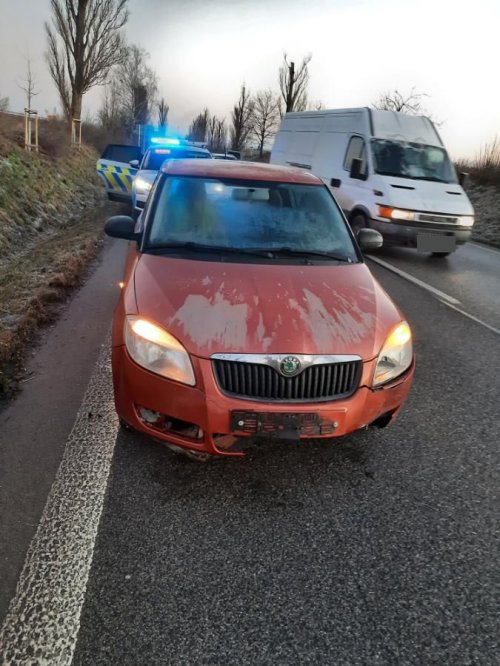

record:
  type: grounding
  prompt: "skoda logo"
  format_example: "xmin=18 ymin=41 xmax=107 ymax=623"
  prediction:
xmin=280 ymin=356 xmax=302 ymax=377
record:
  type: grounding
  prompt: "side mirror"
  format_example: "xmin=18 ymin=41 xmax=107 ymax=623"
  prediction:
xmin=330 ymin=177 xmax=342 ymax=188
xmin=129 ymin=159 xmax=140 ymax=168
xmin=104 ymin=215 xmax=140 ymax=241
xmin=458 ymin=171 xmax=468 ymax=187
xmin=357 ymin=228 xmax=383 ymax=252
xmin=350 ymin=158 xmax=367 ymax=181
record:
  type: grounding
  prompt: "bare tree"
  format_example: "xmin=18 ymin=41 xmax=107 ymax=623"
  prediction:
xmin=18 ymin=57 xmax=40 ymax=110
xmin=207 ymin=116 xmax=227 ymax=153
xmin=108 ymin=45 xmax=158 ymax=131
xmin=251 ymin=89 xmax=281 ymax=157
xmin=372 ymin=87 xmax=430 ymax=115
xmin=0 ymin=93 xmax=8 ymax=112
xmin=309 ymin=99 xmax=325 ymax=111
xmin=158 ymin=98 xmax=169 ymax=129
xmin=230 ymin=85 xmax=254 ymax=151
xmin=188 ymin=108 xmax=210 ymax=143
xmin=45 ymin=0 xmax=129 ymax=121
xmin=279 ymin=53 xmax=311 ymax=113
xmin=98 ymin=83 xmax=123 ymax=131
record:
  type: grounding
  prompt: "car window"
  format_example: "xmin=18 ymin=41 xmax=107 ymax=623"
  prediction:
xmin=146 ymin=176 xmax=357 ymax=260
xmin=343 ymin=136 xmax=367 ymax=175
xmin=101 ymin=144 xmax=142 ymax=163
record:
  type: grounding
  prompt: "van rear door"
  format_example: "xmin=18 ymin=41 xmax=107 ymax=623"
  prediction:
xmin=96 ymin=144 xmax=142 ymax=201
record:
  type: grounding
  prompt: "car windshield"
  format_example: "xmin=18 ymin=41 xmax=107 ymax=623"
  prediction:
xmin=371 ymin=139 xmax=458 ymax=183
xmin=142 ymin=149 xmax=211 ymax=171
xmin=146 ymin=176 xmax=358 ymax=261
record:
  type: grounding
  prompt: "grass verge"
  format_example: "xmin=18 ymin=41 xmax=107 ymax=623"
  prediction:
xmin=0 ymin=205 xmax=114 ymax=399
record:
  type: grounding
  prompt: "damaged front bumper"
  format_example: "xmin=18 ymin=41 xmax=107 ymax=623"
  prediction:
xmin=112 ymin=347 xmax=415 ymax=457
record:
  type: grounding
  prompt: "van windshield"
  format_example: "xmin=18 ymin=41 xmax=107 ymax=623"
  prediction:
xmin=371 ymin=139 xmax=458 ymax=183
xmin=146 ymin=177 xmax=358 ymax=262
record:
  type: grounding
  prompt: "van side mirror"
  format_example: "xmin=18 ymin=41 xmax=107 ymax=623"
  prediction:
xmin=330 ymin=177 xmax=342 ymax=188
xmin=458 ymin=171 xmax=468 ymax=187
xmin=357 ymin=228 xmax=383 ymax=252
xmin=350 ymin=158 xmax=367 ymax=181
xmin=104 ymin=215 xmax=140 ymax=241
xmin=129 ymin=159 xmax=140 ymax=168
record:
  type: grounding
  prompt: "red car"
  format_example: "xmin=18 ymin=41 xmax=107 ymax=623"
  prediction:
xmin=105 ymin=160 xmax=414 ymax=459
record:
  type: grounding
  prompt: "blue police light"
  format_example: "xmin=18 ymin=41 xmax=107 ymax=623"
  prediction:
xmin=150 ymin=136 xmax=181 ymax=146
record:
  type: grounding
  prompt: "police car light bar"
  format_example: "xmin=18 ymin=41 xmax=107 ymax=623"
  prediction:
xmin=150 ymin=137 xmax=181 ymax=145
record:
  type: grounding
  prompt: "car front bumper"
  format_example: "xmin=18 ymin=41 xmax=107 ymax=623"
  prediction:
xmin=370 ymin=218 xmax=472 ymax=248
xmin=112 ymin=347 xmax=415 ymax=457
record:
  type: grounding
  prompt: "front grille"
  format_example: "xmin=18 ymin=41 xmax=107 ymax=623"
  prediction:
xmin=418 ymin=213 xmax=457 ymax=225
xmin=213 ymin=359 xmax=361 ymax=402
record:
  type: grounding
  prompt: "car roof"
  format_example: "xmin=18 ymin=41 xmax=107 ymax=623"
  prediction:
xmin=160 ymin=159 xmax=322 ymax=184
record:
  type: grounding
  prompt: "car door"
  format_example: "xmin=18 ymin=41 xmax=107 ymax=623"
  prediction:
xmin=96 ymin=144 xmax=142 ymax=201
xmin=338 ymin=135 xmax=369 ymax=214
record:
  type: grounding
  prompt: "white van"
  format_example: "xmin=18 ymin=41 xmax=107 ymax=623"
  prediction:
xmin=271 ymin=108 xmax=474 ymax=256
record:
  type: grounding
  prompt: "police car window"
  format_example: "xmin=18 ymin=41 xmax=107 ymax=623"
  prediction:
xmin=102 ymin=145 xmax=142 ymax=163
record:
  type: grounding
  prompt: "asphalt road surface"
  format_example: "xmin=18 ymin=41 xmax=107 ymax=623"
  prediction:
xmin=0 ymin=240 xmax=499 ymax=665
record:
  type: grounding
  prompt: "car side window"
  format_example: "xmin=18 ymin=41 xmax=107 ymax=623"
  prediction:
xmin=343 ymin=136 xmax=367 ymax=176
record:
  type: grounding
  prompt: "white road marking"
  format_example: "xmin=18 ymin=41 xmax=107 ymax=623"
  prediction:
xmin=366 ymin=255 xmax=462 ymax=306
xmin=469 ymin=241 xmax=500 ymax=257
xmin=368 ymin=255 xmax=500 ymax=337
xmin=440 ymin=301 xmax=500 ymax=336
xmin=0 ymin=340 xmax=118 ymax=666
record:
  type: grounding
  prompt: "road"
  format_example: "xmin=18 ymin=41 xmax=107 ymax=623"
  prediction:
xmin=0 ymin=240 xmax=499 ymax=665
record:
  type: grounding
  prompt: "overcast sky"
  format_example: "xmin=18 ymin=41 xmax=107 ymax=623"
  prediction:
xmin=1 ymin=0 xmax=499 ymax=158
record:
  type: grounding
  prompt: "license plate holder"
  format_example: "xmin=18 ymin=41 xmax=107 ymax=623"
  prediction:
xmin=230 ymin=411 xmax=337 ymax=438
xmin=417 ymin=232 xmax=456 ymax=253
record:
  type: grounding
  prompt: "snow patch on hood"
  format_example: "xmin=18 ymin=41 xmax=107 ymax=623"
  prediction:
xmin=170 ymin=292 xmax=249 ymax=352
xmin=289 ymin=288 xmax=377 ymax=349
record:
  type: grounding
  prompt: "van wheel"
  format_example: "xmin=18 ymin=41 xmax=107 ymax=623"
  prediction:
xmin=350 ymin=212 xmax=367 ymax=235
xmin=432 ymin=252 xmax=451 ymax=258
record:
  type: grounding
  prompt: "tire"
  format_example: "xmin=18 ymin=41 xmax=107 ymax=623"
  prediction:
xmin=432 ymin=252 xmax=451 ymax=258
xmin=350 ymin=212 xmax=368 ymax=236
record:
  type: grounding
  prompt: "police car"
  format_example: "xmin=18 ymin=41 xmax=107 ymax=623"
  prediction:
xmin=96 ymin=138 xmax=212 ymax=214
xmin=131 ymin=139 xmax=212 ymax=218
xmin=96 ymin=144 xmax=142 ymax=202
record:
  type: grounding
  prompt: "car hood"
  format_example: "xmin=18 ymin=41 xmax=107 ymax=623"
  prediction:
xmin=382 ymin=177 xmax=474 ymax=215
xmin=133 ymin=255 xmax=403 ymax=360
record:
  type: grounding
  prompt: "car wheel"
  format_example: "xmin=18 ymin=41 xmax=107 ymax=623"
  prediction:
xmin=350 ymin=212 xmax=368 ymax=235
xmin=432 ymin=252 xmax=451 ymax=258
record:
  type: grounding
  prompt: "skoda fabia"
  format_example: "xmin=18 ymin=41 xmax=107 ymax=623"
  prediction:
xmin=105 ymin=160 xmax=414 ymax=459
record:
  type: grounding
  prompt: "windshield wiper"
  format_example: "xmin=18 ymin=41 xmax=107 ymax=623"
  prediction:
xmin=264 ymin=247 xmax=355 ymax=263
xmin=146 ymin=242 xmax=274 ymax=258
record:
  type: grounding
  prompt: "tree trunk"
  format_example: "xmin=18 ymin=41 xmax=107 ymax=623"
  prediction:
xmin=70 ymin=92 xmax=83 ymax=122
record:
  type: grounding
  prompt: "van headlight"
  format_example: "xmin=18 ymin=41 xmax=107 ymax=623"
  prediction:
xmin=124 ymin=316 xmax=195 ymax=386
xmin=458 ymin=216 xmax=474 ymax=227
xmin=378 ymin=206 xmax=416 ymax=221
xmin=373 ymin=322 xmax=413 ymax=387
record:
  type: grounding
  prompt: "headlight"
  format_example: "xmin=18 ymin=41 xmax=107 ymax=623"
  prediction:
xmin=373 ymin=322 xmax=413 ymax=387
xmin=378 ymin=206 xmax=416 ymax=221
xmin=458 ymin=215 xmax=474 ymax=227
xmin=124 ymin=316 xmax=195 ymax=386
xmin=135 ymin=177 xmax=153 ymax=194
